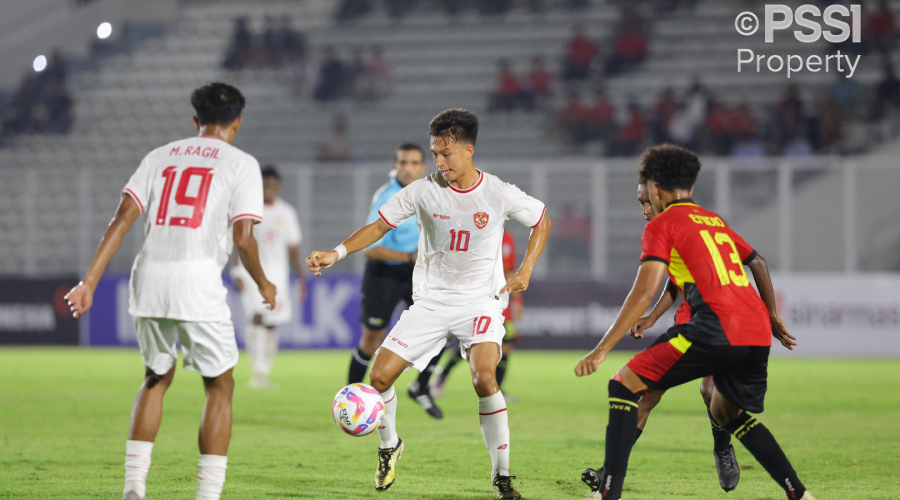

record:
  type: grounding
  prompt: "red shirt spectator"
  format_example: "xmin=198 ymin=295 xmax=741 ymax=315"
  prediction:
xmin=869 ymin=0 xmax=895 ymax=38
xmin=652 ymin=89 xmax=677 ymax=128
xmin=529 ymin=57 xmax=553 ymax=97
xmin=498 ymin=70 xmax=521 ymax=96
xmin=620 ymin=106 xmax=646 ymax=144
xmin=614 ymin=32 xmax=647 ymax=60
xmin=568 ymin=32 xmax=598 ymax=67
xmin=730 ymin=104 xmax=757 ymax=138
xmin=705 ymin=103 xmax=731 ymax=136
xmin=586 ymin=96 xmax=616 ymax=126
xmin=561 ymin=95 xmax=587 ymax=121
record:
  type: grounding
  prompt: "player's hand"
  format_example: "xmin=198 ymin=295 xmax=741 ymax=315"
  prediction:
xmin=500 ymin=270 xmax=531 ymax=295
xmin=298 ymin=280 xmax=308 ymax=302
xmin=64 ymin=281 xmax=94 ymax=318
xmin=259 ymin=281 xmax=277 ymax=311
xmin=574 ymin=349 xmax=607 ymax=377
xmin=306 ymin=250 xmax=339 ymax=276
xmin=771 ymin=314 xmax=797 ymax=351
xmin=630 ymin=315 xmax=656 ymax=339
xmin=233 ymin=278 xmax=245 ymax=292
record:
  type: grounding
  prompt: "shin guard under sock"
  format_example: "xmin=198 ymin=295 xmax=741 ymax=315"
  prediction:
xmin=725 ymin=412 xmax=806 ymax=499
xmin=602 ymin=380 xmax=640 ymax=499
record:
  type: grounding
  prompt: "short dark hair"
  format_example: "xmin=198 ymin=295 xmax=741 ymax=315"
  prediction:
xmin=429 ymin=108 xmax=479 ymax=145
xmin=261 ymin=165 xmax=281 ymax=181
xmin=191 ymin=82 xmax=245 ymax=126
xmin=638 ymin=144 xmax=701 ymax=191
xmin=396 ymin=142 xmax=424 ymax=158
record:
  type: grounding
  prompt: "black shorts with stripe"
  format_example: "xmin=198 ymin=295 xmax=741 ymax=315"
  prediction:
xmin=359 ymin=260 xmax=414 ymax=330
xmin=627 ymin=324 xmax=770 ymax=413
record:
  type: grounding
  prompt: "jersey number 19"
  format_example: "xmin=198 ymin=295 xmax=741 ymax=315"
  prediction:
xmin=156 ymin=166 xmax=214 ymax=229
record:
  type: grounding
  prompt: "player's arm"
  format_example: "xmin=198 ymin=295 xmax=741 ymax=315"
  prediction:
xmin=306 ymin=219 xmax=392 ymax=276
xmin=362 ymin=245 xmax=416 ymax=264
xmin=500 ymin=216 xmax=552 ymax=294
xmin=747 ymin=252 xmax=797 ymax=350
xmin=64 ymin=194 xmax=141 ymax=318
xmin=234 ymin=219 xmax=276 ymax=310
xmin=630 ymin=279 xmax=678 ymax=339
xmin=575 ymin=260 xmax=668 ymax=377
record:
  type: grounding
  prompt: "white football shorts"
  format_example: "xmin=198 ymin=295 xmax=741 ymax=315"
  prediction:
xmin=134 ymin=317 xmax=238 ymax=378
xmin=378 ymin=301 xmax=506 ymax=372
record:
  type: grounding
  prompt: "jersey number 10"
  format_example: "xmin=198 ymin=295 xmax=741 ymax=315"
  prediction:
xmin=156 ymin=166 xmax=214 ymax=228
xmin=449 ymin=229 xmax=470 ymax=252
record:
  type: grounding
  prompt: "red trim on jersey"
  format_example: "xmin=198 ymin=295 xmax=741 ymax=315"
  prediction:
xmin=384 ymin=393 xmax=396 ymax=404
xmin=378 ymin=210 xmax=397 ymax=229
xmin=231 ymin=213 xmax=263 ymax=222
xmin=479 ymin=408 xmax=507 ymax=415
xmin=448 ymin=171 xmax=484 ymax=193
xmin=531 ymin=206 xmax=547 ymax=228
xmin=123 ymin=188 xmax=145 ymax=213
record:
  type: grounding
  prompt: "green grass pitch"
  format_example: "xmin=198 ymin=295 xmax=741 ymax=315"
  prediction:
xmin=0 ymin=348 xmax=897 ymax=499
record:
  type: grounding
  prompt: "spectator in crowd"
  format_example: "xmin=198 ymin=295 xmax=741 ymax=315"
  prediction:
xmin=610 ymin=102 xmax=646 ymax=156
xmin=336 ymin=0 xmax=372 ymax=24
xmin=222 ymin=17 xmax=253 ymax=70
xmin=2 ymin=51 xmax=73 ymax=137
xmin=705 ymin=100 xmax=733 ymax=155
xmin=774 ymin=84 xmax=808 ymax=150
xmin=830 ymin=67 xmax=861 ymax=121
xmin=554 ymin=205 xmax=591 ymax=262
xmin=527 ymin=56 xmax=554 ymax=104
xmin=318 ymin=115 xmax=352 ymax=162
xmin=814 ymin=101 xmax=843 ymax=152
xmin=314 ymin=46 xmax=347 ymax=102
xmin=557 ymin=91 xmax=588 ymax=145
xmin=667 ymin=83 xmax=708 ymax=149
xmin=561 ymin=25 xmax=597 ymax=81
xmin=871 ymin=61 xmax=900 ymax=119
xmin=866 ymin=0 xmax=895 ymax=54
xmin=488 ymin=59 xmax=534 ymax=113
xmin=39 ymin=80 xmax=74 ymax=134
xmin=649 ymin=87 xmax=676 ymax=144
xmin=367 ymin=46 xmax=393 ymax=100
xmin=346 ymin=47 xmax=369 ymax=99
xmin=280 ymin=15 xmax=308 ymax=64
xmin=477 ymin=0 xmax=511 ymax=16
xmin=262 ymin=16 xmax=284 ymax=67
xmin=438 ymin=0 xmax=465 ymax=16
xmin=604 ymin=6 xmax=649 ymax=76
xmin=584 ymin=88 xmax=617 ymax=142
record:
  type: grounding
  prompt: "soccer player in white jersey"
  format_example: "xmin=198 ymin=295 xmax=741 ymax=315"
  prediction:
xmin=231 ymin=165 xmax=306 ymax=389
xmin=64 ymin=83 xmax=276 ymax=500
xmin=307 ymin=109 xmax=551 ymax=499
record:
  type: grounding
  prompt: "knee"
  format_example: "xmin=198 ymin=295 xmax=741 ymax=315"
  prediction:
xmin=144 ymin=366 xmax=174 ymax=390
xmin=471 ymin=368 xmax=497 ymax=396
xmin=699 ymin=384 xmax=714 ymax=408
xmin=204 ymin=370 xmax=235 ymax=396
xmin=709 ymin=403 xmax=740 ymax=427
xmin=369 ymin=367 xmax=390 ymax=393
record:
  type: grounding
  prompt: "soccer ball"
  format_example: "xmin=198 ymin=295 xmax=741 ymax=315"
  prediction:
xmin=332 ymin=383 xmax=385 ymax=436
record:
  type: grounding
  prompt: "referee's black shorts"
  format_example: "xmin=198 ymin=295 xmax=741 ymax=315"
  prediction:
xmin=628 ymin=324 xmax=770 ymax=413
xmin=359 ymin=260 xmax=414 ymax=330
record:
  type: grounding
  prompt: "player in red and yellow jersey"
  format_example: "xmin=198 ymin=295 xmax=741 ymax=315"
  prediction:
xmin=574 ymin=145 xmax=815 ymax=500
xmin=431 ymin=229 xmax=523 ymax=402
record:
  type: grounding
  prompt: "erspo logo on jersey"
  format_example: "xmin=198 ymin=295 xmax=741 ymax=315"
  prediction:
xmin=474 ymin=212 xmax=489 ymax=229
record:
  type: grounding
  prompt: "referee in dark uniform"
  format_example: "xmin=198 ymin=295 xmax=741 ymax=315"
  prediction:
xmin=346 ymin=143 xmax=443 ymax=419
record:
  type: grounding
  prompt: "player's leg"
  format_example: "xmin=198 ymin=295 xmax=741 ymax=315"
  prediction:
xmin=176 ymin=320 xmax=240 ymax=500
xmin=368 ymin=348 xmax=411 ymax=490
xmin=635 ymin=390 xmax=664 ymax=440
xmin=246 ymin=314 xmax=269 ymax=389
xmin=432 ymin=343 xmax=464 ymax=396
xmin=196 ymin=368 xmax=234 ymax=500
xmin=700 ymin=375 xmax=739 ymax=490
xmin=709 ymin=348 xmax=815 ymax=500
xmin=350 ymin=326 xmax=386 ymax=384
xmin=125 ymin=318 xmax=179 ymax=500
xmin=497 ymin=320 xmax=519 ymax=402
xmin=263 ymin=325 xmax=279 ymax=382
xmin=407 ymin=350 xmax=444 ymax=419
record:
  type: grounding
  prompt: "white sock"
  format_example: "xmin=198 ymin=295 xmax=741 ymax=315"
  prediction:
xmin=196 ymin=454 xmax=228 ymax=500
xmin=263 ymin=328 xmax=279 ymax=376
xmin=376 ymin=386 xmax=399 ymax=449
xmin=247 ymin=325 xmax=268 ymax=379
xmin=124 ymin=440 xmax=153 ymax=497
xmin=478 ymin=391 xmax=510 ymax=479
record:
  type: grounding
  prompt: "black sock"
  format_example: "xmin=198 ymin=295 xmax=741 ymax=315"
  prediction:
xmin=724 ymin=412 xmax=806 ymax=499
xmin=416 ymin=349 xmax=442 ymax=390
xmin=602 ymin=380 xmax=640 ymax=499
xmin=708 ymin=409 xmax=732 ymax=452
xmin=496 ymin=353 xmax=509 ymax=387
xmin=439 ymin=351 xmax=463 ymax=384
xmin=348 ymin=347 xmax=372 ymax=385
xmin=633 ymin=427 xmax=643 ymax=444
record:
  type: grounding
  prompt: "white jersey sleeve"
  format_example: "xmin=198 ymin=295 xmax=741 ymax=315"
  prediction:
xmin=376 ymin=180 xmax=422 ymax=229
xmin=500 ymin=182 xmax=546 ymax=227
xmin=229 ymin=159 xmax=264 ymax=224
xmin=284 ymin=204 xmax=302 ymax=247
xmin=123 ymin=153 xmax=154 ymax=214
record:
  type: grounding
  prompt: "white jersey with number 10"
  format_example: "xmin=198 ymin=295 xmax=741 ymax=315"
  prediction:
xmin=123 ymin=136 xmax=264 ymax=323
xmin=377 ymin=170 xmax=545 ymax=311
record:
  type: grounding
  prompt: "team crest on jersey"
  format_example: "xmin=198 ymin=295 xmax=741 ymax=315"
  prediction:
xmin=474 ymin=212 xmax=489 ymax=229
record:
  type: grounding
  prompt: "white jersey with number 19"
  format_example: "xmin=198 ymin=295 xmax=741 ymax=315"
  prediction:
xmin=377 ymin=170 xmax=545 ymax=312
xmin=123 ymin=136 xmax=264 ymax=322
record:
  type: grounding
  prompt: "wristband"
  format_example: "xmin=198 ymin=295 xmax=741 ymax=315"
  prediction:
xmin=333 ymin=244 xmax=348 ymax=261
